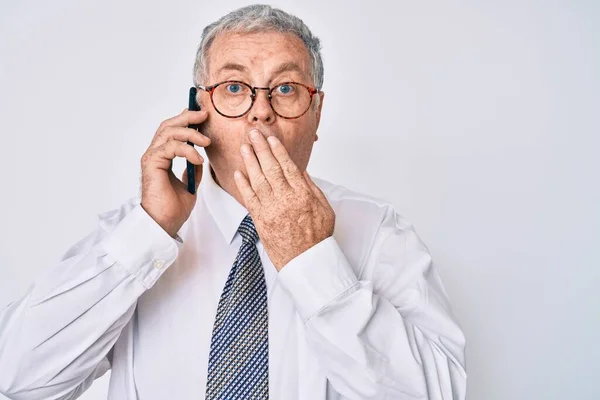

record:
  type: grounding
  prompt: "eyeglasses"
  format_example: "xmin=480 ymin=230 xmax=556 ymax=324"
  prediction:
xmin=196 ymin=80 xmax=319 ymax=119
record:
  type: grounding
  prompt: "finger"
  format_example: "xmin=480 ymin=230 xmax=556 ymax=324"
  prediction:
xmin=151 ymin=126 xmax=211 ymax=149
xmin=233 ymin=169 xmax=261 ymax=212
xmin=146 ymin=140 xmax=204 ymax=171
xmin=248 ymin=129 xmax=289 ymax=191
xmin=266 ymin=135 xmax=306 ymax=190
xmin=157 ymin=109 xmax=209 ymax=131
xmin=303 ymin=170 xmax=329 ymax=208
xmin=240 ymin=142 xmax=273 ymax=199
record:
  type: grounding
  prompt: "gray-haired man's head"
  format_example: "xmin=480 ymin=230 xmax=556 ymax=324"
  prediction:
xmin=194 ymin=5 xmax=326 ymax=208
xmin=193 ymin=4 xmax=324 ymax=90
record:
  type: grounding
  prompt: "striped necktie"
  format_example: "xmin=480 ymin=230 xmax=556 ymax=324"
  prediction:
xmin=205 ymin=214 xmax=269 ymax=399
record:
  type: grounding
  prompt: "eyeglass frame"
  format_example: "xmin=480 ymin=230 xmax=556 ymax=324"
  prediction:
xmin=196 ymin=80 xmax=319 ymax=120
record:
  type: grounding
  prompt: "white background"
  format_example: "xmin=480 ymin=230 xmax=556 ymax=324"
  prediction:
xmin=1 ymin=1 xmax=598 ymax=399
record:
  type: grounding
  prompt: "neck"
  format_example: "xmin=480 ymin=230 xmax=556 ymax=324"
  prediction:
xmin=210 ymin=164 xmax=247 ymax=210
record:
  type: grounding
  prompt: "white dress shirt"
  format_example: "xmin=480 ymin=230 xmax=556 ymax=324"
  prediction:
xmin=0 ymin=161 xmax=466 ymax=400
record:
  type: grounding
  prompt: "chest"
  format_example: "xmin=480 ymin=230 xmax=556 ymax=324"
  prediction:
xmin=125 ymin=234 xmax=327 ymax=400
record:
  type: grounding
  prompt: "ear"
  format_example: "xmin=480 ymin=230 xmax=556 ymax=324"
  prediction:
xmin=197 ymin=89 xmax=208 ymax=111
xmin=314 ymin=91 xmax=325 ymax=142
xmin=316 ymin=91 xmax=324 ymax=126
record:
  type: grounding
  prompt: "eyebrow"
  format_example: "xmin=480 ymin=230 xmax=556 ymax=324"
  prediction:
xmin=215 ymin=61 xmax=306 ymax=82
xmin=271 ymin=62 xmax=304 ymax=77
xmin=216 ymin=62 xmax=248 ymax=76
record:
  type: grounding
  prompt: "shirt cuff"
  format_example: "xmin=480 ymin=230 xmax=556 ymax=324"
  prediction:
xmin=102 ymin=203 xmax=182 ymax=289
xmin=277 ymin=236 xmax=359 ymax=322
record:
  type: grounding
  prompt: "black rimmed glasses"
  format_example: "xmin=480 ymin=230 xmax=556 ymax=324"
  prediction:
xmin=197 ymin=80 xmax=319 ymax=119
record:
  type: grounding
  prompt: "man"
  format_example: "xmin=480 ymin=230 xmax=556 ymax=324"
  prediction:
xmin=0 ymin=4 xmax=466 ymax=400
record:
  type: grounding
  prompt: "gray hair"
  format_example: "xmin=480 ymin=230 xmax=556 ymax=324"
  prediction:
xmin=192 ymin=4 xmax=324 ymax=91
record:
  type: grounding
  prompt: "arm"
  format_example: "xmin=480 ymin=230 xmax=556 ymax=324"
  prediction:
xmin=0 ymin=199 xmax=182 ymax=400
xmin=277 ymin=207 xmax=467 ymax=399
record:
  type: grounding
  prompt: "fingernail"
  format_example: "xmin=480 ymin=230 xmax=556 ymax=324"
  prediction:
xmin=267 ymin=136 xmax=278 ymax=146
xmin=241 ymin=144 xmax=251 ymax=155
xmin=250 ymin=129 xmax=261 ymax=141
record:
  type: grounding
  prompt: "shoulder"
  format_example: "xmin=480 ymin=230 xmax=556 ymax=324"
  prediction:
xmin=309 ymin=174 xmax=416 ymax=267
xmin=310 ymin=174 xmax=411 ymax=231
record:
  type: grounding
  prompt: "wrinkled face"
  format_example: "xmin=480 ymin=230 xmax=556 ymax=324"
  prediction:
xmin=197 ymin=30 xmax=324 ymax=200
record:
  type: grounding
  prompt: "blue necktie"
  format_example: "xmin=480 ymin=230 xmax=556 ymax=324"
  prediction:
xmin=205 ymin=214 xmax=269 ymax=399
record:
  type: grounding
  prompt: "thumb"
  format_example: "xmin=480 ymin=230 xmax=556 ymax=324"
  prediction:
xmin=181 ymin=162 xmax=204 ymax=192
xmin=195 ymin=163 xmax=204 ymax=190
xmin=303 ymin=170 xmax=328 ymax=207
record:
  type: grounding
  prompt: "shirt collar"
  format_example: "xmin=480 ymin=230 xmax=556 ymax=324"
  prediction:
xmin=201 ymin=161 xmax=250 ymax=245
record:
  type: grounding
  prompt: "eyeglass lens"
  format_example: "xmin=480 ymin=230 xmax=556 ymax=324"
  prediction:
xmin=211 ymin=81 xmax=312 ymax=118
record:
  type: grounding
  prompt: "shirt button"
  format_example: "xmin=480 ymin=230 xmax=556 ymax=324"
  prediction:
xmin=153 ymin=259 xmax=165 ymax=269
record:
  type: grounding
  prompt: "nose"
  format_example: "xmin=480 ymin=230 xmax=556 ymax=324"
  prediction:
xmin=247 ymin=88 xmax=275 ymax=124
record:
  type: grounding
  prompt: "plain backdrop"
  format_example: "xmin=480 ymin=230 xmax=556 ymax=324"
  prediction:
xmin=1 ymin=1 xmax=598 ymax=399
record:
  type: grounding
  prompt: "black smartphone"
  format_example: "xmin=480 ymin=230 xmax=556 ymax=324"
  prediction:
xmin=185 ymin=86 xmax=201 ymax=194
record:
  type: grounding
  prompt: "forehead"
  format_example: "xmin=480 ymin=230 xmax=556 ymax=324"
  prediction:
xmin=207 ymin=31 xmax=311 ymax=80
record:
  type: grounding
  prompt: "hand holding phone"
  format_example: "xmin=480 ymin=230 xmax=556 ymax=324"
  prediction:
xmin=139 ymin=90 xmax=210 ymax=238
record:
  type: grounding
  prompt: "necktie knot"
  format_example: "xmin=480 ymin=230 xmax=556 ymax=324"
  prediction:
xmin=238 ymin=214 xmax=259 ymax=245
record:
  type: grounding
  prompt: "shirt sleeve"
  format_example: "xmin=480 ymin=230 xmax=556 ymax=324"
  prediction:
xmin=0 ymin=199 xmax=183 ymax=400
xmin=277 ymin=207 xmax=467 ymax=400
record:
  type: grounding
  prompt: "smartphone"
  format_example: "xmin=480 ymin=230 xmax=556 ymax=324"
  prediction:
xmin=185 ymin=86 xmax=201 ymax=194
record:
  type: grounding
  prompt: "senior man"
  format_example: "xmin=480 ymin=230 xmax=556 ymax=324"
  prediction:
xmin=0 ymin=4 xmax=466 ymax=400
